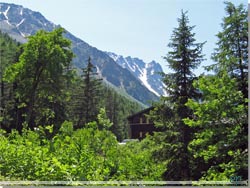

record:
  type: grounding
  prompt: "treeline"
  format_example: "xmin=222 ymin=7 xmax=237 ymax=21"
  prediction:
xmin=0 ymin=29 xmax=142 ymax=141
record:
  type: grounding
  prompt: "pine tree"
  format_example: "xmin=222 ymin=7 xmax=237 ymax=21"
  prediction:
xmin=75 ymin=57 xmax=102 ymax=128
xmin=153 ymin=10 xmax=205 ymax=180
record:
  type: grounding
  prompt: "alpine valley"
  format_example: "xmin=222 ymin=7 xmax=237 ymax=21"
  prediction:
xmin=0 ymin=2 xmax=166 ymax=104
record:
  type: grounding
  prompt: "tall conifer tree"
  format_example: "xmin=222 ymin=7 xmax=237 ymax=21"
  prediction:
xmin=184 ymin=2 xmax=248 ymax=180
xmin=75 ymin=57 xmax=102 ymax=128
xmin=152 ymin=10 xmax=205 ymax=180
xmin=211 ymin=2 xmax=248 ymax=99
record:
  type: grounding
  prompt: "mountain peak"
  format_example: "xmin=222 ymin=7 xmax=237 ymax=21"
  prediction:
xmin=149 ymin=60 xmax=157 ymax=65
xmin=0 ymin=2 xmax=56 ymax=41
xmin=106 ymin=52 xmax=166 ymax=96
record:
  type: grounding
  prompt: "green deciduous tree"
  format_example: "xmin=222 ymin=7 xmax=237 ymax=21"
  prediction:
xmin=152 ymin=10 xmax=205 ymax=180
xmin=184 ymin=73 xmax=247 ymax=180
xmin=4 ymin=28 xmax=74 ymax=131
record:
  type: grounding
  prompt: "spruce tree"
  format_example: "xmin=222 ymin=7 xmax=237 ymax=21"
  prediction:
xmin=153 ymin=10 xmax=205 ymax=180
xmin=75 ymin=57 xmax=102 ymax=128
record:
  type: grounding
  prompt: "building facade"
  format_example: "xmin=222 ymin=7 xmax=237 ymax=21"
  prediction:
xmin=127 ymin=107 xmax=160 ymax=140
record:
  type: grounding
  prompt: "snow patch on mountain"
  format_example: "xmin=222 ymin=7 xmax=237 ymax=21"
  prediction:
xmin=3 ymin=5 xmax=10 ymax=19
xmin=5 ymin=20 xmax=11 ymax=26
xmin=16 ymin=18 xmax=25 ymax=27
xmin=106 ymin=52 xmax=166 ymax=96
xmin=0 ymin=3 xmax=57 ymax=41
xmin=139 ymin=67 xmax=160 ymax=97
xmin=20 ymin=8 xmax=23 ymax=15
xmin=108 ymin=52 xmax=121 ymax=62
xmin=19 ymin=30 xmax=26 ymax=37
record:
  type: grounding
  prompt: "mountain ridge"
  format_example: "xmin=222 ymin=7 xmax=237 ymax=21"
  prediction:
xmin=0 ymin=2 xmax=161 ymax=104
xmin=106 ymin=52 xmax=166 ymax=96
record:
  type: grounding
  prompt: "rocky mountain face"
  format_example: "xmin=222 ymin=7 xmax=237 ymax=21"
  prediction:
xmin=0 ymin=2 xmax=162 ymax=104
xmin=106 ymin=52 xmax=166 ymax=96
xmin=0 ymin=3 xmax=56 ymax=43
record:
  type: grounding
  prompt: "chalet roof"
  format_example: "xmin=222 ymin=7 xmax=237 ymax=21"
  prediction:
xmin=127 ymin=106 xmax=154 ymax=120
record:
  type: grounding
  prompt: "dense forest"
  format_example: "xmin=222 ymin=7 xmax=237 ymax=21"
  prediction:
xmin=0 ymin=1 xmax=248 ymax=184
xmin=0 ymin=29 xmax=143 ymax=141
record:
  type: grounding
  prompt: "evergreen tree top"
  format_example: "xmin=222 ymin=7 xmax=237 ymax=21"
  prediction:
xmin=165 ymin=10 xmax=205 ymax=75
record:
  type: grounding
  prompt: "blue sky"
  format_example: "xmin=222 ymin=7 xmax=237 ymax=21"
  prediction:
xmin=1 ymin=0 xmax=248 ymax=74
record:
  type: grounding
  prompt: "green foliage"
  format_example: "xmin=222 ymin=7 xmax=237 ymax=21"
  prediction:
xmin=101 ymin=86 xmax=143 ymax=141
xmin=67 ymin=61 xmax=142 ymax=139
xmin=1 ymin=1 xmax=247 ymax=182
xmin=0 ymin=28 xmax=143 ymax=141
xmin=0 ymin=31 xmax=19 ymax=80
xmin=184 ymin=2 xmax=248 ymax=180
xmin=163 ymin=10 xmax=205 ymax=102
xmin=0 ymin=31 xmax=20 ymax=130
xmin=210 ymin=1 xmax=248 ymax=98
xmin=0 ymin=121 xmax=164 ymax=181
xmin=184 ymin=73 xmax=247 ymax=180
xmin=59 ymin=121 xmax=74 ymax=136
xmin=3 ymin=28 xmax=74 ymax=131
xmin=97 ymin=108 xmax=113 ymax=130
xmin=113 ymin=136 xmax=165 ymax=180
xmin=72 ymin=57 xmax=103 ymax=128
xmin=150 ymin=2 xmax=248 ymax=181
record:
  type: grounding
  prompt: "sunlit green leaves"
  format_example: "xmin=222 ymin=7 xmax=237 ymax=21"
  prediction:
xmin=0 ymin=118 xmax=164 ymax=180
xmin=185 ymin=72 xmax=247 ymax=180
xmin=3 ymin=28 xmax=75 ymax=130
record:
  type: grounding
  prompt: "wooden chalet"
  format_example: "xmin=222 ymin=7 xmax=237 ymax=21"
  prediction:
xmin=127 ymin=107 xmax=160 ymax=140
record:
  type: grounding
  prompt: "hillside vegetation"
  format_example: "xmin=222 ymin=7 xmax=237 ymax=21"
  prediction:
xmin=0 ymin=1 xmax=248 ymax=183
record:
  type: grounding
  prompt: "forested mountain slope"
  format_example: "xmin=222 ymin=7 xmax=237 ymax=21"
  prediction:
xmin=0 ymin=29 xmax=143 ymax=141
xmin=0 ymin=2 xmax=159 ymax=105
